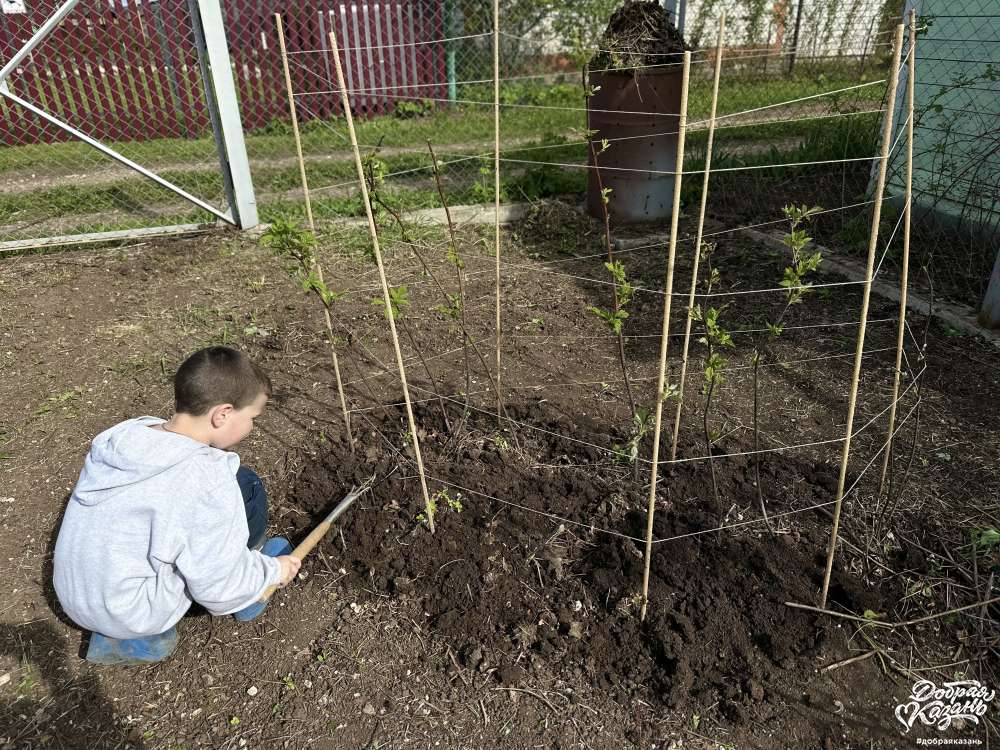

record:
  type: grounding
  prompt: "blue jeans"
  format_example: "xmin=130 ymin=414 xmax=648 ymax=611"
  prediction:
xmin=237 ymin=466 xmax=268 ymax=550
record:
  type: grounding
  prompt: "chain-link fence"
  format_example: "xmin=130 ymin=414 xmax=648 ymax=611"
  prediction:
xmin=0 ymin=0 xmax=235 ymax=248
xmin=886 ymin=1 xmax=1000 ymax=310
xmin=250 ymin=0 xmax=904 ymax=231
xmin=0 ymin=1 xmax=911 ymax=248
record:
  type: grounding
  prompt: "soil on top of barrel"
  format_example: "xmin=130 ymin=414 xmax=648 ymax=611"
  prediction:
xmin=589 ymin=1 xmax=688 ymax=71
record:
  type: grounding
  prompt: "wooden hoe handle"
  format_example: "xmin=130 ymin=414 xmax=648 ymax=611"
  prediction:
xmin=258 ymin=485 xmax=368 ymax=602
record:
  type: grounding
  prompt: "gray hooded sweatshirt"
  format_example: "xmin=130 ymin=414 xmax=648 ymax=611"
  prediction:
xmin=53 ymin=417 xmax=282 ymax=639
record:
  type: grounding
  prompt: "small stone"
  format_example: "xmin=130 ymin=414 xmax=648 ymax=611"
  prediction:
xmin=497 ymin=665 xmax=525 ymax=685
xmin=390 ymin=577 xmax=413 ymax=594
xmin=363 ymin=703 xmax=376 ymax=716
xmin=463 ymin=646 xmax=484 ymax=670
xmin=0 ymin=673 xmax=9 ymax=687
xmin=246 ymin=686 xmax=258 ymax=697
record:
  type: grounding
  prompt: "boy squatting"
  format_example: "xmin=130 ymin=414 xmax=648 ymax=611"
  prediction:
xmin=52 ymin=346 xmax=302 ymax=665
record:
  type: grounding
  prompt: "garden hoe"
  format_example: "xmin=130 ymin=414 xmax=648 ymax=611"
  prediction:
xmin=257 ymin=474 xmax=376 ymax=602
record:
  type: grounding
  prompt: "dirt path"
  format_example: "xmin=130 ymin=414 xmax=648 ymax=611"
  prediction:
xmin=0 ymin=138 xmax=525 ymax=197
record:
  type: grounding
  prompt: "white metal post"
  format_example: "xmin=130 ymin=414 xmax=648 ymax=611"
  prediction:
xmin=195 ymin=0 xmax=258 ymax=229
xmin=981 ymin=253 xmax=1000 ymax=328
xmin=662 ymin=0 xmax=678 ymax=23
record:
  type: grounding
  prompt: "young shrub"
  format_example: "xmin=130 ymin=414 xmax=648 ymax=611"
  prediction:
xmin=750 ymin=204 xmax=823 ymax=526
xmin=690 ymin=241 xmax=733 ymax=511
xmin=587 ymin=135 xmax=646 ymax=480
xmin=262 ymin=217 xmax=354 ymax=447
xmin=372 ymin=285 xmax=452 ymax=433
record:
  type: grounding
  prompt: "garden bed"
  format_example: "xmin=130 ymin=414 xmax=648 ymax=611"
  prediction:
xmin=0 ymin=199 xmax=996 ymax=748
xmin=292 ymin=401 xmax=884 ymax=719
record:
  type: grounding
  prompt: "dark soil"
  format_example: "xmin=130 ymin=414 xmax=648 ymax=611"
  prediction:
xmin=288 ymin=401 xmax=894 ymax=740
xmin=1 ymin=192 xmax=997 ymax=748
xmin=589 ymin=1 xmax=688 ymax=71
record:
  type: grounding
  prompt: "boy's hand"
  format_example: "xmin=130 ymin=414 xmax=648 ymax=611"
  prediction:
xmin=276 ymin=555 xmax=302 ymax=587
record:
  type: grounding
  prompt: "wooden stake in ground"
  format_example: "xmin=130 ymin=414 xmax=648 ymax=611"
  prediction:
xmin=326 ymin=29 xmax=436 ymax=532
xmin=275 ymin=13 xmax=315 ymax=231
xmin=670 ymin=13 xmax=725 ymax=464
xmin=819 ymin=24 xmax=905 ymax=608
xmin=640 ymin=51 xmax=691 ymax=622
xmin=276 ymin=13 xmax=354 ymax=452
xmin=492 ymin=0 xmax=503 ymax=423
xmin=877 ymin=10 xmax=917 ymax=501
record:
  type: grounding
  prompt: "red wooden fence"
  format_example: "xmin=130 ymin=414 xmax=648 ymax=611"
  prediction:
xmin=0 ymin=0 xmax=446 ymax=146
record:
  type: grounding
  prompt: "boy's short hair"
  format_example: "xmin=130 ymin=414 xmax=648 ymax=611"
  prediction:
xmin=174 ymin=347 xmax=272 ymax=415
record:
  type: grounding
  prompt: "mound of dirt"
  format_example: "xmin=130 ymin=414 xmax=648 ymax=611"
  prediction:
xmin=287 ymin=401 xmax=886 ymax=718
xmin=589 ymin=1 xmax=688 ymax=71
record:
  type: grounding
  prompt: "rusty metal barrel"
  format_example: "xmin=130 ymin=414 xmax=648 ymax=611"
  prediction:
xmin=586 ymin=68 xmax=683 ymax=223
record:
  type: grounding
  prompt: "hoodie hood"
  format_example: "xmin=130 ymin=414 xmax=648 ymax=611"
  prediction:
xmin=74 ymin=417 xmax=235 ymax=505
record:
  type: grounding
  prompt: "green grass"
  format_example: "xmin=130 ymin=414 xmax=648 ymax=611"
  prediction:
xmin=0 ymin=68 xmax=885 ymax=238
xmin=0 ymin=71 xmax=881 ymax=173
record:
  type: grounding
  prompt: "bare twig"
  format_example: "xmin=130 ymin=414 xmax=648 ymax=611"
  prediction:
xmin=785 ymin=596 xmax=1000 ymax=628
xmin=492 ymin=686 xmax=558 ymax=713
xmin=821 ymin=649 xmax=877 ymax=673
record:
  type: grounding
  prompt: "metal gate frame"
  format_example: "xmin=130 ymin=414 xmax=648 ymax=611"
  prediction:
xmin=0 ymin=0 xmax=258 ymax=252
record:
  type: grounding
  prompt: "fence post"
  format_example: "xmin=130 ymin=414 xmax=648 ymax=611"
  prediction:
xmin=150 ymin=0 xmax=185 ymax=117
xmin=188 ymin=0 xmax=237 ymax=221
xmin=194 ymin=0 xmax=258 ymax=229
xmin=787 ymin=0 xmax=805 ymax=74
xmin=677 ymin=0 xmax=688 ymax=36
xmin=981 ymin=255 xmax=1000 ymax=328
xmin=493 ymin=0 xmax=503 ymax=421
xmin=445 ymin=0 xmax=457 ymax=103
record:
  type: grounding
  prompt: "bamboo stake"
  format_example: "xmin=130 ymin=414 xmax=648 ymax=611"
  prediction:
xmin=327 ymin=29 xmax=436 ymax=532
xmin=640 ymin=51 xmax=691 ymax=622
xmin=670 ymin=12 xmax=725 ymax=464
xmin=819 ymin=24 xmax=905 ymax=609
xmin=276 ymin=13 xmax=354 ymax=452
xmin=492 ymin=0 xmax=503 ymax=423
xmin=876 ymin=10 xmax=916 ymax=501
xmin=275 ymin=13 xmax=315 ymax=231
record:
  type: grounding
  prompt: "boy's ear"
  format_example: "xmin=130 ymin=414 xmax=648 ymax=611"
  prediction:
xmin=209 ymin=403 xmax=234 ymax=429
